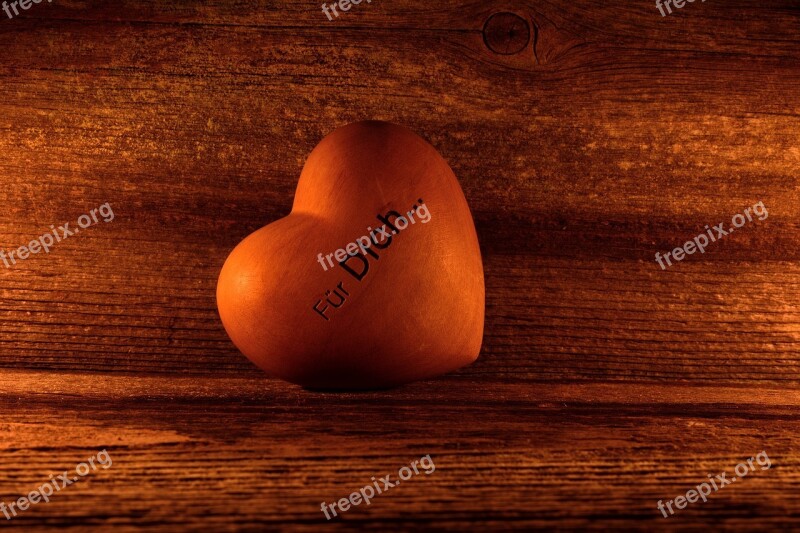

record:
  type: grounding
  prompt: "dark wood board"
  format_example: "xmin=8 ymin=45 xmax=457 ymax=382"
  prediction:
xmin=0 ymin=0 xmax=798 ymax=530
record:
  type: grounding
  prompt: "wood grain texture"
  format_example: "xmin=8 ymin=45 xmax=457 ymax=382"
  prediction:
xmin=0 ymin=0 xmax=798 ymax=529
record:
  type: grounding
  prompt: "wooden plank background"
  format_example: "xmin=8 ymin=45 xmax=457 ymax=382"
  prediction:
xmin=0 ymin=0 xmax=798 ymax=530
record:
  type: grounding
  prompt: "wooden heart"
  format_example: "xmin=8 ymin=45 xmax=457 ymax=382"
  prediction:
xmin=217 ymin=121 xmax=484 ymax=389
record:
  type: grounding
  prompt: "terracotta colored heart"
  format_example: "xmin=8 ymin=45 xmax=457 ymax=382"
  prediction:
xmin=217 ymin=121 xmax=484 ymax=389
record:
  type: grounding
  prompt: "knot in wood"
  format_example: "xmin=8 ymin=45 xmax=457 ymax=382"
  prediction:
xmin=482 ymin=12 xmax=531 ymax=55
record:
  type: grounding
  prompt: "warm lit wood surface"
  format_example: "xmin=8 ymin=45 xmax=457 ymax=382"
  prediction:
xmin=0 ymin=0 xmax=798 ymax=530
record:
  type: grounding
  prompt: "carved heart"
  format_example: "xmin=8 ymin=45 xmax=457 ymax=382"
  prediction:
xmin=217 ymin=121 xmax=484 ymax=389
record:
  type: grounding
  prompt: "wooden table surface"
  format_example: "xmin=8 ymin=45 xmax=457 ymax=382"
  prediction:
xmin=0 ymin=0 xmax=798 ymax=530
